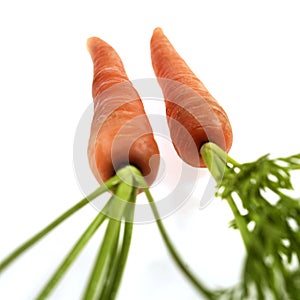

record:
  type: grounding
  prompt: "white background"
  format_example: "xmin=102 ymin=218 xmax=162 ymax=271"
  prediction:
xmin=0 ymin=1 xmax=299 ymax=299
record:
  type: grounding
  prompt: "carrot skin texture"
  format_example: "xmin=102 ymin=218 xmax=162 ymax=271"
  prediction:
xmin=150 ymin=28 xmax=233 ymax=167
xmin=87 ymin=37 xmax=160 ymax=186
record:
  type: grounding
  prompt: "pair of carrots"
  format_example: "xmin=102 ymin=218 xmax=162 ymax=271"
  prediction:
xmin=2 ymin=27 xmax=299 ymax=300
xmin=88 ymin=27 xmax=233 ymax=185
xmin=0 ymin=27 xmax=233 ymax=300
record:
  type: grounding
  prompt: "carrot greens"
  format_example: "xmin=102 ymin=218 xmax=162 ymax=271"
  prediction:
xmin=0 ymin=166 xmax=138 ymax=300
xmin=201 ymin=142 xmax=300 ymax=300
xmin=1 ymin=146 xmax=299 ymax=300
xmin=82 ymin=177 xmax=136 ymax=300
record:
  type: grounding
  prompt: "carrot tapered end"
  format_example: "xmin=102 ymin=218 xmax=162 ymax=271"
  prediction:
xmin=151 ymin=27 xmax=165 ymax=41
xmin=86 ymin=37 xmax=101 ymax=54
xmin=153 ymin=27 xmax=163 ymax=34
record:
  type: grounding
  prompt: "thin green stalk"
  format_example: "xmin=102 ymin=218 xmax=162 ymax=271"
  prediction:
xmin=200 ymin=143 xmax=250 ymax=250
xmin=82 ymin=179 xmax=134 ymax=300
xmin=82 ymin=216 xmax=121 ymax=300
xmin=143 ymin=187 xmax=216 ymax=300
xmin=225 ymin=195 xmax=250 ymax=250
xmin=97 ymin=221 xmax=125 ymax=300
xmin=100 ymin=188 xmax=137 ymax=300
xmin=0 ymin=175 xmax=119 ymax=273
xmin=36 ymin=202 xmax=111 ymax=300
xmin=105 ymin=221 xmax=134 ymax=299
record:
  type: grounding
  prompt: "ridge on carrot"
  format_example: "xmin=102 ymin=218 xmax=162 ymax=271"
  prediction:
xmin=151 ymin=27 xmax=300 ymax=300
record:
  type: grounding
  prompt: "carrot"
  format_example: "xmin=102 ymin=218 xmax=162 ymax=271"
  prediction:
xmin=87 ymin=37 xmax=160 ymax=185
xmin=151 ymin=28 xmax=300 ymax=299
xmin=2 ymin=31 xmax=299 ymax=300
xmin=150 ymin=27 xmax=233 ymax=167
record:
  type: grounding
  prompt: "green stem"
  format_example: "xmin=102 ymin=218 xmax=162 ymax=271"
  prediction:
xmin=205 ymin=142 xmax=240 ymax=166
xmin=82 ymin=214 xmax=121 ymax=300
xmin=200 ymin=142 xmax=239 ymax=184
xmin=35 ymin=201 xmax=111 ymax=300
xmin=225 ymin=195 xmax=250 ymax=250
xmin=82 ymin=179 xmax=134 ymax=300
xmin=101 ymin=188 xmax=137 ymax=300
xmin=200 ymin=143 xmax=226 ymax=183
xmin=143 ymin=187 xmax=216 ymax=300
xmin=97 ymin=221 xmax=125 ymax=300
xmin=200 ymin=142 xmax=251 ymax=251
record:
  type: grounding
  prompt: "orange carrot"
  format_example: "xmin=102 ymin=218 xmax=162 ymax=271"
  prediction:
xmin=150 ymin=27 xmax=233 ymax=167
xmin=87 ymin=37 xmax=160 ymax=185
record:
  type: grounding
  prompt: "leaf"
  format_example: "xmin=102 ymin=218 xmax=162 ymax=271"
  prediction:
xmin=205 ymin=145 xmax=300 ymax=299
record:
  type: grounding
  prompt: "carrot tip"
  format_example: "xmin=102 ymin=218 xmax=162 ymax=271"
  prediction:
xmin=153 ymin=27 xmax=164 ymax=36
xmin=86 ymin=37 xmax=102 ymax=54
